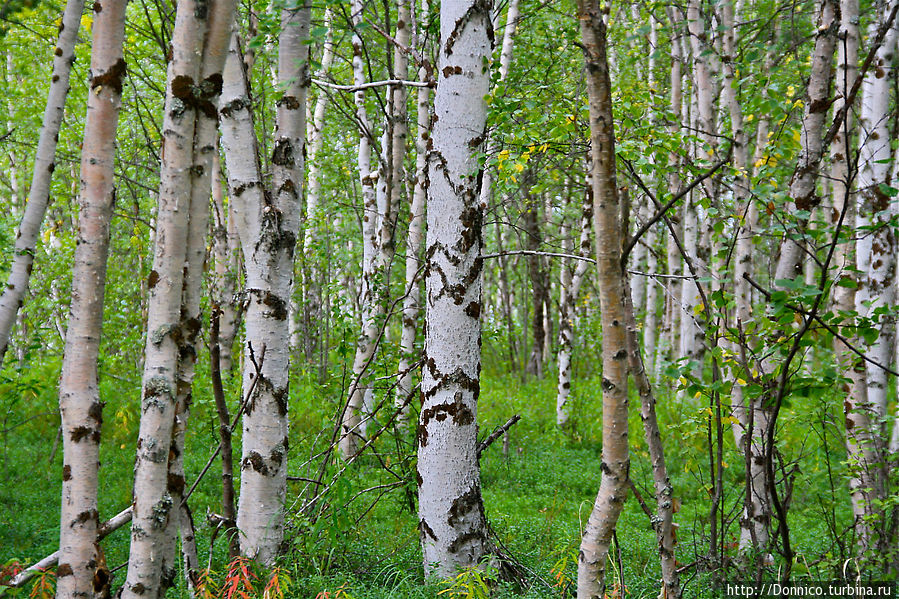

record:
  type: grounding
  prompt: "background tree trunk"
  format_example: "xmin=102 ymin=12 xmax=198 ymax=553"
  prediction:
xmin=0 ymin=0 xmax=85 ymax=366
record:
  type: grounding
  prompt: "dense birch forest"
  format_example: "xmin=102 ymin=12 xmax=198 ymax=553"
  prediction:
xmin=0 ymin=0 xmax=899 ymax=596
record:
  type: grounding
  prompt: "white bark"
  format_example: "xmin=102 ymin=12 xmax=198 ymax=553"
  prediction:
xmin=219 ymin=23 xmax=304 ymax=563
xmin=397 ymin=0 xmax=432 ymax=414
xmin=56 ymin=1 xmax=126 ymax=595
xmin=418 ymin=0 xmax=494 ymax=576
xmin=211 ymin=151 xmax=241 ymax=374
xmin=305 ymin=10 xmax=336 ymax=249
xmin=167 ymin=2 xmax=237 ymax=583
xmin=577 ymin=2 xmax=630 ymax=595
xmin=0 ymin=0 xmax=85 ymax=365
xmin=557 ymin=181 xmax=592 ymax=427
xmin=123 ymin=1 xmax=208 ymax=594
xmin=856 ymin=0 xmax=899 ymax=421
xmin=124 ymin=0 xmax=236 ymax=591
xmin=773 ymin=0 xmax=838 ymax=283
xmin=341 ymin=0 xmax=385 ymax=456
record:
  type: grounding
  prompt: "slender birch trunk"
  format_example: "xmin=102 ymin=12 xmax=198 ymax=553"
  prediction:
xmin=418 ymin=0 xmax=494 ymax=575
xmin=0 ymin=0 xmax=85 ymax=365
xmin=479 ymin=0 xmax=520 ymax=371
xmin=397 ymin=0 xmax=432 ymax=413
xmin=624 ymin=290 xmax=680 ymax=598
xmin=123 ymin=1 xmax=207 ymax=595
xmin=557 ymin=179 xmax=592 ymax=427
xmin=341 ymin=0 xmax=384 ymax=456
xmin=720 ymin=0 xmax=773 ymax=557
xmin=305 ymin=9 xmax=335 ymax=249
xmin=211 ymin=151 xmax=241 ymax=373
xmin=576 ymin=2 xmax=630 ymax=595
xmin=277 ymin=0 xmax=312 ymax=357
xmin=56 ymin=1 xmax=127 ymax=596
xmin=848 ymin=0 xmax=898 ymax=555
xmin=523 ymin=179 xmax=547 ymax=378
xmin=661 ymin=7 xmax=684 ymax=372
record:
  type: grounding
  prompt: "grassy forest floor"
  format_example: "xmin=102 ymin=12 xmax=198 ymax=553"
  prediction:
xmin=0 ymin=348 xmax=873 ymax=598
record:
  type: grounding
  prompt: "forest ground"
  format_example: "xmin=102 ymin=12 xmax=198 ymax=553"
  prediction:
xmin=0 ymin=343 xmax=861 ymax=598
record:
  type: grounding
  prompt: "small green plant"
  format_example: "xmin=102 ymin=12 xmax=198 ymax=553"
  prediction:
xmin=437 ymin=564 xmax=498 ymax=599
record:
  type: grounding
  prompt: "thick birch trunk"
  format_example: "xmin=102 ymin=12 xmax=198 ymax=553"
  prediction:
xmin=856 ymin=0 xmax=899 ymax=424
xmin=418 ymin=0 xmax=493 ymax=576
xmin=56 ymin=1 xmax=126 ymax=596
xmin=0 ymin=0 xmax=85 ymax=365
xmin=220 ymin=25 xmax=303 ymax=563
xmin=576 ymin=2 xmax=630 ymax=596
xmin=397 ymin=0 xmax=432 ymax=413
xmin=166 ymin=3 xmax=236 ymax=584
xmin=123 ymin=1 xmax=208 ymax=595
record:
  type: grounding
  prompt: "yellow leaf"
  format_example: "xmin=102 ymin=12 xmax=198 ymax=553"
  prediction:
xmin=736 ymin=378 xmax=747 ymax=386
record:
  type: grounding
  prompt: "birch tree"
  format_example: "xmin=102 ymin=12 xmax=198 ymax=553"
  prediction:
xmin=123 ymin=0 xmax=235 ymax=593
xmin=0 ymin=0 xmax=85 ymax=365
xmin=219 ymin=7 xmax=309 ymax=559
xmin=557 ymin=178 xmax=592 ymax=427
xmin=576 ymin=1 xmax=630 ymax=595
xmin=397 ymin=0 xmax=432 ymax=412
xmin=56 ymin=0 xmax=127 ymax=596
xmin=855 ymin=0 xmax=899 ymax=429
xmin=340 ymin=0 xmax=384 ymax=456
xmin=418 ymin=0 xmax=494 ymax=576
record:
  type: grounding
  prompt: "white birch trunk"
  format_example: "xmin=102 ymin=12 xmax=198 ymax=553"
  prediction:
xmin=305 ymin=10 xmax=335 ymax=249
xmin=397 ymin=0 xmax=432 ymax=414
xmin=211 ymin=151 xmax=241 ymax=373
xmin=56 ymin=1 xmax=126 ymax=595
xmin=856 ymin=0 xmax=899 ymax=422
xmin=557 ymin=182 xmax=592 ymax=427
xmin=219 ymin=23 xmax=304 ymax=563
xmin=418 ymin=0 xmax=494 ymax=576
xmin=340 ymin=0 xmax=386 ymax=456
xmin=0 ymin=0 xmax=85 ymax=365
xmin=772 ymin=0 xmax=838 ymax=283
xmin=123 ymin=2 xmax=207 ymax=595
xmin=577 ymin=2 xmax=630 ymax=595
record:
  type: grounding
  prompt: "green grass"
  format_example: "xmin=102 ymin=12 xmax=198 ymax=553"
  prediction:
xmin=0 ymin=352 xmax=890 ymax=598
